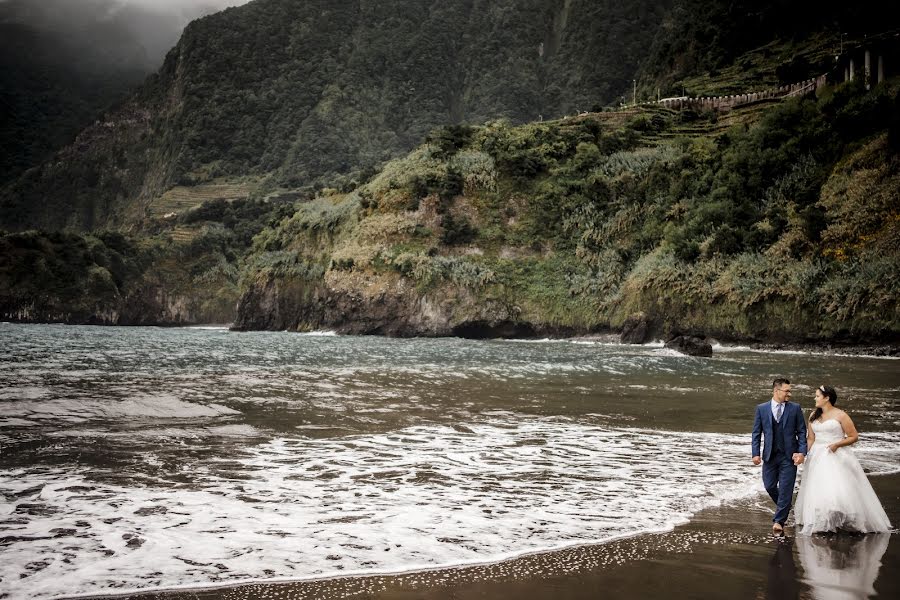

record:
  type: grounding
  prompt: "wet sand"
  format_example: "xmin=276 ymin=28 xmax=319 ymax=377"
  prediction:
xmin=81 ymin=474 xmax=900 ymax=600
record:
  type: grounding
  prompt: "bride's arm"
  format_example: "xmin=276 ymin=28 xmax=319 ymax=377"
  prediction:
xmin=807 ymin=417 xmax=815 ymax=449
xmin=828 ymin=412 xmax=859 ymax=452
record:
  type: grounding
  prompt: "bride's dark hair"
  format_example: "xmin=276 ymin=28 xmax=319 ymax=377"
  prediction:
xmin=810 ymin=385 xmax=837 ymax=422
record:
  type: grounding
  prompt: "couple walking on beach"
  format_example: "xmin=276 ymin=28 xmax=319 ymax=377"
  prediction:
xmin=751 ymin=378 xmax=891 ymax=535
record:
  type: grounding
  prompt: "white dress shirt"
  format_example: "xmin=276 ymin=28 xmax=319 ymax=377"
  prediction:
xmin=770 ymin=398 xmax=785 ymax=422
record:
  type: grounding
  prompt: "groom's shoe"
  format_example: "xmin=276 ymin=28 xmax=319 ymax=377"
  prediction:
xmin=772 ymin=522 xmax=784 ymax=534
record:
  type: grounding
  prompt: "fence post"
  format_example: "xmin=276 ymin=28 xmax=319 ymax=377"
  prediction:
xmin=865 ymin=50 xmax=871 ymax=90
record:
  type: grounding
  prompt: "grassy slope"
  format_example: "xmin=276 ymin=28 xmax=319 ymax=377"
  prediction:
xmin=241 ymin=74 xmax=900 ymax=342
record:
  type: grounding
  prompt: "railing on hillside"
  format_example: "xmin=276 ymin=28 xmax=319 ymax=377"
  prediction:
xmin=654 ymin=75 xmax=828 ymax=113
xmin=648 ymin=29 xmax=898 ymax=114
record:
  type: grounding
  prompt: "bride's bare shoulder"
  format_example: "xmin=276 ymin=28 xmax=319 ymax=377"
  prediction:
xmin=834 ymin=408 xmax=851 ymax=421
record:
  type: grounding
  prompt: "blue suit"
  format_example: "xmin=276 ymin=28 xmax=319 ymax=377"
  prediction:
xmin=752 ymin=401 xmax=807 ymax=525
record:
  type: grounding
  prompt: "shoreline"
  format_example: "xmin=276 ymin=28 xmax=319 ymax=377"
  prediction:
xmin=69 ymin=474 xmax=900 ymax=600
xmin=4 ymin=320 xmax=899 ymax=357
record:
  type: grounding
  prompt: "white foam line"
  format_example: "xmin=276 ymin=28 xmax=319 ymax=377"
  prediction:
xmin=711 ymin=344 xmax=900 ymax=360
xmin=53 ymin=521 xmax=698 ymax=600
xmin=870 ymin=467 xmax=900 ymax=476
xmin=498 ymin=338 xmax=668 ymax=350
xmin=491 ymin=338 xmax=899 ymax=360
xmin=495 ymin=338 xmax=564 ymax=344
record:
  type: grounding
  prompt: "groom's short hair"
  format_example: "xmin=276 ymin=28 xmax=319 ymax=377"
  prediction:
xmin=773 ymin=377 xmax=790 ymax=388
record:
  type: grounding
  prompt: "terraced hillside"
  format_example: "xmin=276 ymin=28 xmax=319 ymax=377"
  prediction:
xmin=148 ymin=182 xmax=257 ymax=218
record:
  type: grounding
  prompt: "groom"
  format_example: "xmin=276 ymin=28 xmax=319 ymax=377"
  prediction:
xmin=752 ymin=378 xmax=807 ymax=533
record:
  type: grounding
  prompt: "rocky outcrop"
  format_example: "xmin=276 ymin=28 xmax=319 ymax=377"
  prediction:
xmin=233 ymin=272 xmax=567 ymax=338
xmin=664 ymin=335 xmax=713 ymax=357
xmin=620 ymin=311 xmax=653 ymax=344
xmin=0 ymin=285 xmax=233 ymax=326
xmin=232 ymin=277 xmax=326 ymax=331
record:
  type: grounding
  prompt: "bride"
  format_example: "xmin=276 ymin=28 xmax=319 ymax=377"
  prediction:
xmin=794 ymin=385 xmax=892 ymax=535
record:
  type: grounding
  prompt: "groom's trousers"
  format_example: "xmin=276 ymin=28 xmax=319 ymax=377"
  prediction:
xmin=763 ymin=450 xmax=797 ymax=525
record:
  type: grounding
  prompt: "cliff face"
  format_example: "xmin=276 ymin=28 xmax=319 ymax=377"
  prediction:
xmin=0 ymin=0 xmax=247 ymax=187
xmin=0 ymin=0 xmax=667 ymax=232
xmin=233 ymin=271 xmax=539 ymax=337
xmin=1 ymin=284 xmax=234 ymax=326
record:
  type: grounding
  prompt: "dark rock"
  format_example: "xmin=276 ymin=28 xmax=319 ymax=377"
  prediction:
xmin=232 ymin=276 xmax=325 ymax=332
xmin=665 ymin=335 xmax=713 ymax=357
xmin=1 ymin=282 xmax=232 ymax=326
xmin=133 ymin=506 xmax=168 ymax=516
xmin=451 ymin=320 xmax=535 ymax=339
xmin=620 ymin=312 xmax=652 ymax=344
xmin=16 ymin=503 xmax=58 ymax=516
xmin=233 ymin=272 xmax=528 ymax=338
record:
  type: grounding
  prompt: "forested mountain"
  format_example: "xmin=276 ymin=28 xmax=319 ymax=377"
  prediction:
xmin=0 ymin=0 xmax=247 ymax=186
xmin=0 ymin=0 xmax=669 ymax=232
xmin=0 ymin=8 xmax=149 ymax=185
xmin=1 ymin=0 xmax=898 ymax=343
xmin=6 ymin=75 xmax=896 ymax=340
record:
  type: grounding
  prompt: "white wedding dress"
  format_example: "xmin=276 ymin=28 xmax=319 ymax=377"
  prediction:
xmin=794 ymin=419 xmax=892 ymax=535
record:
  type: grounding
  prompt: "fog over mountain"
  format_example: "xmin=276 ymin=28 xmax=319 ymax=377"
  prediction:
xmin=0 ymin=0 xmax=253 ymax=183
xmin=0 ymin=0 xmax=252 ymax=67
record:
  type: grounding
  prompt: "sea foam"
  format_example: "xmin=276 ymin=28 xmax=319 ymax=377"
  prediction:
xmin=2 ymin=418 xmax=898 ymax=600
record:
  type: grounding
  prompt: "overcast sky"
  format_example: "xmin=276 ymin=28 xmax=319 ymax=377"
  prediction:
xmin=0 ymin=0 xmax=252 ymax=12
xmin=2 ymin=0 xmax=254 ymax=67
xmin=108 ymin=0 xmax=254 ymax=18
xmin=116 ymin=0 xmax=251 ymax=9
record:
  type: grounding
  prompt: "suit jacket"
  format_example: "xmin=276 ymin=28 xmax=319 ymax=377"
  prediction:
xmin=752 ymin=401 xmax=808 ymax=461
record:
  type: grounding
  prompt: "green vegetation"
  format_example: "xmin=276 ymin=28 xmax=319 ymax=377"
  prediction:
xmin=0 ymin=230 xmax=147 ymax=321
xmin=1 ymin=0 xmax=667 ymax=232
xmin=0 ymin=197 xmax=294 ymax=324
xmin=2 ymin=0 xmax=898 ymax=340
xmin=241 ymin=78 xmax=900 ymax=341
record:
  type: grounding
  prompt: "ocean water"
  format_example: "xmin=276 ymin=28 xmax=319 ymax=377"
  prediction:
xmin=0 ymin=323 xmax=898 ymax=599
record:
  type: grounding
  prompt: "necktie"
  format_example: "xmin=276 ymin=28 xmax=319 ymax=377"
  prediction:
xmin=775 ymin=403 xmax=783 ymax=423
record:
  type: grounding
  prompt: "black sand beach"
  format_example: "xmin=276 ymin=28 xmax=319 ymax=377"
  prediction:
xmin=6 ymin=326 xmax=895 ymax=600
xmin=83 ymin=474 xmax=899 ymax=600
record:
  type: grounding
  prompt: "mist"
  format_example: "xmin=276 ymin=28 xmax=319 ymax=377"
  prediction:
xmin=1 ymin=0 xmax=254 ymax=69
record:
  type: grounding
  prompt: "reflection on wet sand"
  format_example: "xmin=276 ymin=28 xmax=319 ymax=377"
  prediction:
xmin=797 ymin=533 xmax=890 ymax=600
xmin=767 ymin=539 xmax=800 ymax=600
